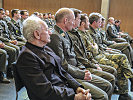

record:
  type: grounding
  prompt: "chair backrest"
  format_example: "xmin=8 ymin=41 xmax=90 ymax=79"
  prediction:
xmin=12 ymin=62 xmax=24 ymax=100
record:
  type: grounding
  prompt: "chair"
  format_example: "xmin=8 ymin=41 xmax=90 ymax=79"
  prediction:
xmin=12 ymin=62 xmax=24 ymax=100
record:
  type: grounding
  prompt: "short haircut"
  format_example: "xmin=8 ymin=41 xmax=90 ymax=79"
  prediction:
xmin=80 ymin=13 xmax=87 ymax=25
xmin=34 ymin=12 xmax=39 ymax=16
xmin=20 ymin=10 xmax=28 ymax=15
xmin=70 ymin=8 xmax=82 ymax=18
xmin=102 ymin=17 xmax=105 ymax=22
xmin=23 ymin=15 xmax=46 ymax=42
xmin=89 ymin=14 xmax=100 ymax=24
xmin=11 ymin=9 xmax=19 ymax=17
xmin=55 ymin=8 xmax=73 ymax=23
xmin=108 ymin=17 xmax=114 ymax=22
xmin=48 ymin=13 xmax=51 ymax=15
xmin=43 ymin=13 xmax=47 ymax=16
xmin=0 ymin=8 xmax=5 ymax=12
xmin=115 ymin=20 xmax=120 ymax=23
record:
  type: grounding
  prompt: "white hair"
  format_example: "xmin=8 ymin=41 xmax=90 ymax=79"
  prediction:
xmin=22 ymin=15 xmax=46 ymax=42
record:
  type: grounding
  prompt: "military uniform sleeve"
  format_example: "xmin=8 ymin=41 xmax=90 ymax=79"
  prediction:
xmin=107 ymin=26 xmax=119 ymax=38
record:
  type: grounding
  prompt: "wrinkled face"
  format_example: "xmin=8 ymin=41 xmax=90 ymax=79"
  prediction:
xmin=74 ymin=14 xmax=81 ymax=28
xmin=84 ymin=16 xmax=90 ymax=30
xmin=65 ymin=12 xmax=75 ymax=31
xmin=39 ymin=22 xmax=52 ymax=44
xmin=21 ymin=12 xmax=29 ymax=19
xmin=95 ymin=18 xmax=102 ymax=28
xmin=0 ymin=10 xmax=5 ymax=19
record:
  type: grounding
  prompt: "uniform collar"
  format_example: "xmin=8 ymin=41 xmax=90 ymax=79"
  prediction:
xmin=54 ymin=25 xmax=66 ymax=37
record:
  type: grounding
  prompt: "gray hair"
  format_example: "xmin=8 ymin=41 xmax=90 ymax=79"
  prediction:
xmin=23 ymin=15 xmax=45 ymax=42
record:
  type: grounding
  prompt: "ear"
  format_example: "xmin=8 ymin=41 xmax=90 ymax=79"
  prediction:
xmin=81 ymin=22 xmax=85 ymax=26
xmin=33 ymin=30 xmax=40 ymax=40
xmin=64 ymin=18 xmax=68 ymax=24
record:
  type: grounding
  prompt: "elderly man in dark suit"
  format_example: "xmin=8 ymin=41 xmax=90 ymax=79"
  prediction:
xmin=15 ymin=15 xmax=91 ymax=100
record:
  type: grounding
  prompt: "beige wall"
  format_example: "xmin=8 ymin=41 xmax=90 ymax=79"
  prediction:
xmin=109 ymin=0 xmax=133 ymax=37
xmin=3 ymin=0 xmax=101 ymax=15
xmin=0 ymin=0 xmax=2 ymax=8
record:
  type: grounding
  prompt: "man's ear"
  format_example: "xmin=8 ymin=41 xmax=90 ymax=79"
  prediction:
xmin=81 ymin=22 xmax=85 ymax=26
xmin=64 ymin=18 xmax=68 ymax=24
xmin=33 ymin=30 xmax=40 ymax=40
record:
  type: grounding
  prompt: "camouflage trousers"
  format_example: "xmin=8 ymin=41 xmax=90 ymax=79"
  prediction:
xmin=95 ymin=53 xmax=133 ymax=94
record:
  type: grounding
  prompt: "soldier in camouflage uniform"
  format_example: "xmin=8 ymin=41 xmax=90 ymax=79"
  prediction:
xmin=68 ymin=9 xmax=116 ymax=92
xmin=20 ymin=10 xmax=29 ymax=24
xmin=0 ymin=8 xmax=21 ymax=56
xmin=0 ymin=8 xmax=21 ymax=78
xmin=100 ymin=17 xmax=133 ymax=68
xmin=47 ymin=8 xmax=113 ymax=100
xmin=7 ymin=9 xmax=26 ymax=44
xmin=87 ymin=13 xmax=133 ymax=100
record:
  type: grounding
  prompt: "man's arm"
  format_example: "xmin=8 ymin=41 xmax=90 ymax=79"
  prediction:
xmin=47 ymin=34 xmax=85 ymax=79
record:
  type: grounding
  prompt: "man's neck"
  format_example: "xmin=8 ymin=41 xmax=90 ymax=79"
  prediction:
xmin=56 ymin=23 xmax=67 ymax=32
xmin=30 ymin=40 xmax=46 ymax=48
xmin=12 ymin=17 xmax=18 ymax=22
xmin=90 ymin=24 xmax=96 ymax=29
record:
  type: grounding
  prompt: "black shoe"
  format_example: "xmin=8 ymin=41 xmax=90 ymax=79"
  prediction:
xmin=7 ymin=68 xmax=13 ymax=79
xmin=118 ymin=93 xmax=133 ymax=100
xmin=0 ymin=77 xmax=10 ymax=84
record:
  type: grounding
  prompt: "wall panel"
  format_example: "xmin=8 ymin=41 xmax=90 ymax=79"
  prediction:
xmin=3 ymin=0 xmax=60 ymax=15
xmin=109 ymin=0 xmax=133 ymax=37
xmin=61 ymin=0 xmax=101 ymax=14
xmin=3 ymin=0 xmax=101 ymax=16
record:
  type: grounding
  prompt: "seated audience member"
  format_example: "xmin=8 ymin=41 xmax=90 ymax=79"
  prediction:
xmin=3 ymin=10 xmax=11 ymax=22
xmin=87 ymin=13 xmax=133 ymax=100
xmin=20 ymin=10 xmax=29 ymax=24
xmin=15 ymin=15 xmax=91 ymax=100
xmin=47 ymin=8 xmax=113 ymax=100
xmin=114 ymin=19 xmax=133 ymax=43
xmin=106 ymin=17 xmax=127 ymax=43
xmin=7 ymin=9 xmax=26 ymax=44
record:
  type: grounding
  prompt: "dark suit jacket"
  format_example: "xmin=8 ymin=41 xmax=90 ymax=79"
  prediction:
xmin=16 ymin=42 xmax=82 ymax=100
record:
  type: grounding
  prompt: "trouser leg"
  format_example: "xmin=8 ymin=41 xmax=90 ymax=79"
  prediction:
xmin=76 ymin=79 xmax=108 ymax=100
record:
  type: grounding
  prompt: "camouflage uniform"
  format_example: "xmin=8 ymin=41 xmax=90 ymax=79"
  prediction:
xmin=85 ymin=26 xmax=133 ymax=94
xmin=0 ymin=48 xmax=7 ymax=72
xmin=100 ymin=28 xmax=133 ymax=67
xmin=0 ymin=20 xmax=20 ymax=56
xmin=7 ymin=18 xmax=26 ymax=44
xmin=47 ymin=25 xmax=113 ymax=100
xmin=68 ymin=29 xmax=116 ymax=87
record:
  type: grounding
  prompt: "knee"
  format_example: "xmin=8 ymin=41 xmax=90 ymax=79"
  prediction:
xmin=0 ymin=49 xmax=7 ymax=57
xmin=111 ymin=67 xmax=117 ymax=77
